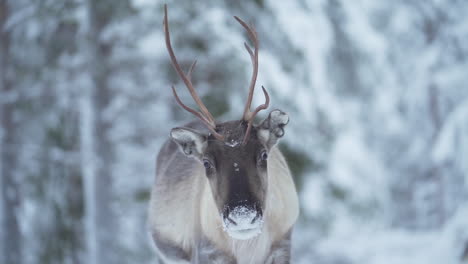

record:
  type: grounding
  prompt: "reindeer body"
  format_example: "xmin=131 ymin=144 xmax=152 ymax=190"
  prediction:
xmin=149 ymin=6 xmax=299 ymax=263
xmin=149 ymin=121 xmax=299 ymax=263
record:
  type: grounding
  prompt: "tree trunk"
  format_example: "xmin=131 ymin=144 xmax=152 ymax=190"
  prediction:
xmin=83 ymin=0 xmax=118 ymax=263
xmin=0 ymin=0 xmax=22 ymax=263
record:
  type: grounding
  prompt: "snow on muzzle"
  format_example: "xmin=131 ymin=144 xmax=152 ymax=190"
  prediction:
xmin=222 ymin=206 xmax=263 ymax=240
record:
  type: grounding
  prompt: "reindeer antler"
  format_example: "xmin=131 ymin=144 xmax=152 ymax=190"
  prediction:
xmin=234 ymin=16 xmax=270 ymax=144
xmin=163 ymin=5 xmax=224 ymax=140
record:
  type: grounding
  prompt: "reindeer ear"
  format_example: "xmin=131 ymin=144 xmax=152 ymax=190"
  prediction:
xmin=257 ymin=110 xmax=289 ymax=149
xmin=170 ymin=127 xmax=207 ymax=157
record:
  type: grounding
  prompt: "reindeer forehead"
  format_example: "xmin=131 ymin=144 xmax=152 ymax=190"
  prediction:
xmin=215 ymin=121 xmax=246 ymax=141
xmin=207 ymin=121 xmax=244 ymax=147
xmin=207 ymin=121 xmax=258 ymax=148
xmin=208 ymin=133 xmax=262 ymax=162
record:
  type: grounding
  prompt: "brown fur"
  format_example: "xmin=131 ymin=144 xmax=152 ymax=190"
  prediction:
xmin=149 ymin=113 xmax=299 ymax=264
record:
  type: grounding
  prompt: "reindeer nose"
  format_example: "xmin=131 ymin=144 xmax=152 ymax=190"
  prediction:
xmin=226 ymin=206 xmax=262 ymax=227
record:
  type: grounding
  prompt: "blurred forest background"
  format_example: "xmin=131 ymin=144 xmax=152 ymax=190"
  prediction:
xmin=1 ymin=0 xmax=468 ymax=263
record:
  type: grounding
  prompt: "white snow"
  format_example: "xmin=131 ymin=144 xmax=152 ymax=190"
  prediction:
xmin=432 ymin=99 xmax=468 ymax=164
xmin=222 ymin=206 xmax=264 ymax=240
xmin=5 ymin=0 xmax=468 ymax=263
xmin=225 ymin=139 xmax=240 ymax=148
xmin=270 ymin=110 xmax=289 ymax=125
xmin=80 ymin=85 xmax=98 ymax=264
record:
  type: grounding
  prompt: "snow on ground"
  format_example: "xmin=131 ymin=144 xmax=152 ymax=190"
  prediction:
xmin=295 ymin=204 xmax=468 ymax=264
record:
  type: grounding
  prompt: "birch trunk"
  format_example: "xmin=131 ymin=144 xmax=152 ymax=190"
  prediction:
xmin=0 ymin=0 xmax=22 ymax=263
xmin=82 ymin=0 xmax=118 ymax=263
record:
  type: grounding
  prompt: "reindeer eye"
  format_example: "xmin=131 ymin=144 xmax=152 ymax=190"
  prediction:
xmin=203 ymin=159 xmax=212 ymax=169
xmin=261 ymin=150 xmax=268 ymax=161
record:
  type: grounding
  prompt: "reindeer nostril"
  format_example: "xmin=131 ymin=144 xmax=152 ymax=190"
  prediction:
xmin=251 ymin=211 xmax=261 ymax=224
xmin=227 ymin=216 xmax=237 ymax=226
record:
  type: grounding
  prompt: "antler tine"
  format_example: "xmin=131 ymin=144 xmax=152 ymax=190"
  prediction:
xmin=234 ymin=16 xmax=264 ymax=122
xmin=171 ymin=86 xmax=224 ymax=140
xmin=249 ymin=86 xmax=270 ymax=119
xmin=164 ymin=5 xmax=214 ymax=123
xmin=187 ymin=60 xmax=197 ymax=80
xmin=164 ymin=5 xmax=224 ymax=140
xmin=234 ymin=16 xmax=270 ymax=144
xmin=241 ymin=86 xmax=269 ymax=144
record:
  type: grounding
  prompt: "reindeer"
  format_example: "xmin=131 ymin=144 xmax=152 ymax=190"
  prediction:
xmin=148 ymin=5 xmax=299 ymax=264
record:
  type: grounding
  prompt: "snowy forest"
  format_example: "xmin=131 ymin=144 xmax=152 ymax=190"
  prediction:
xmin=1 ymin=0 xmax=468 ymax=263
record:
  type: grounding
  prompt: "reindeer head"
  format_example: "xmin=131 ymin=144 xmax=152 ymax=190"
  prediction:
xmin=163 ymin=6 xmax=289 ymax=240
